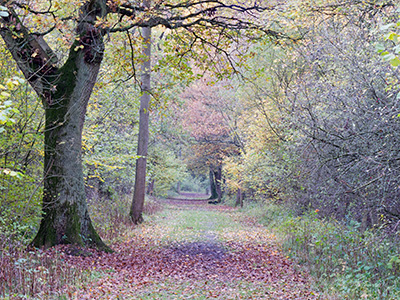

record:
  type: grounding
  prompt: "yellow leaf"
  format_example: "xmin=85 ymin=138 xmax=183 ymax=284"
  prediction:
xmin=6 ymin=81 xmax=14 ymax=89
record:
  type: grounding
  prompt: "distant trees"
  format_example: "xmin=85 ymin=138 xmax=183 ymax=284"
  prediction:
xmin=181 ymin=79 xmax=240 ymax=202
xmin=174 ymin=1 xmax=400 ymax=231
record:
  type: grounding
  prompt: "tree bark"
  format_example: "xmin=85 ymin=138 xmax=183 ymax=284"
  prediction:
xmin=214 ymin=165 xmax=223 ymax=203
xmin=209 ymin=168 xmax=219 ymax=200
xmin=130 ymin=0 xmax=152 ymax=224
xmin=235 ymin=188 xmax=244 ymax=208
xmin=0 ymin=1 xmax=109 ymax=250
xmin=33 ymin=46 xmax=108 ymax=249
xmin=147 ymin=179 xmax=155 ymax=195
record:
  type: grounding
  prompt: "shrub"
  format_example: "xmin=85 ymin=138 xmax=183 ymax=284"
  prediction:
xmin=249 ymin=201 xmax=400 ymax=299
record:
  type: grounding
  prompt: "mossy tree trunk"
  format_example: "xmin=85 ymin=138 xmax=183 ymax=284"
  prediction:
xmin=0 ymin=1 xmax=109 ymax=250
xmin=32 ymin=46 xmax=108 ymax=249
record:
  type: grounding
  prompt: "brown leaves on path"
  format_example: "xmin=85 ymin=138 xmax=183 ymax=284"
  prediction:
xmin=47 ymin=199 xmax=320 ymax=299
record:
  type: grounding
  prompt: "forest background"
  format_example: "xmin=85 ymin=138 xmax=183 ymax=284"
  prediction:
xmin=2 ymin=0 xmax=400 ymax=298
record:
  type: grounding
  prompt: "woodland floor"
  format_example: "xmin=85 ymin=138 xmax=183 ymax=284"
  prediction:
xmin=49 ymin=194 xmax=321 ymax=299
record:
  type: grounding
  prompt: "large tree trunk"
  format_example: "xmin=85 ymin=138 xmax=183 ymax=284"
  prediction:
xmin=1 ymin=0 xmax=109 ymax=250
xmin=32 ymin=47 xmax=108 ymax=250
xmin=130 ymin=0 xmax=152 ymax=224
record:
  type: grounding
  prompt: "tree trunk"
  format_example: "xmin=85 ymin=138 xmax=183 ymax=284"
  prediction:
xmin=235 ymin=188 xmax=244 ymax=208
xmin=209 ymin=169 xmax=218 ymax=200
xmin=147 ymin=179 xmax=155 ymax=195
xmin=32 ymin=44 xmax=108 ymax=250
xmin=214 ymin=165 xmax=223 ymax=203
xmin=130 ymin=1 xmax=152 ymax=224
xmin=1 ymin=1 xmax=109 ymax=250
xmin=177 ymin=181 xmax=181 ymax=194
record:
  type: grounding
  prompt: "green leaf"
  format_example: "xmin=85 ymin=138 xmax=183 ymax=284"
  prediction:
xmin=382 ymin=52 xmax=396 ymax=62
xmin=394 ymin=44 xmax=400 ymax=54
xmin=380 ymin=23 xmax=396 ymax=31
xmin=376 ymin=43 xmax=385 ymax=53
xmin=386 ymin=32 xmax=400 ymax=42
xmin=390 ymin=57 xmax=400 ymax=67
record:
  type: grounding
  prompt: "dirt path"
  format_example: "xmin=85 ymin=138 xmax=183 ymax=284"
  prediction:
xmin=63 ymin=196 xmax=320 ymax=299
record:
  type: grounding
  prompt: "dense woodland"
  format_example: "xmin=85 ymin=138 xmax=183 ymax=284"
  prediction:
xmin=2 ymin=0 xmax=400 ymax=298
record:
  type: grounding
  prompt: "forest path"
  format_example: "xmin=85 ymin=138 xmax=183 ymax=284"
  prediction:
xmin=68 ymin=195 xmax=320 ymax=299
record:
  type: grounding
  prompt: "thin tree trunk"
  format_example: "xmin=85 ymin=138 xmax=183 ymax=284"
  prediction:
xmin=130 ymin=0 xmax=152 ymax=224
xmin=177 ymin=181 xmax=181 ymax=194
xmin=214 ymin=165 xmax=223 ymax=203
xmin=176 ymin=148 xmax=181 ymax=194
xmin=235 ymin=188 xmax=244 ymax=208
xmin=147 ymin=179 xmax=155 ymax=195
xmin=209 ymin=169 xmax=218 ymax=200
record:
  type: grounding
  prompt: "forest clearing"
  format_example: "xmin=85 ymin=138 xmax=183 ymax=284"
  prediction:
xmin=1 ymin=0 xmax=400 ymax=299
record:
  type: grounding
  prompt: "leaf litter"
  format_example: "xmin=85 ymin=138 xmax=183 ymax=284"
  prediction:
xmin=38 ymin=198 xmax=321 ymax=299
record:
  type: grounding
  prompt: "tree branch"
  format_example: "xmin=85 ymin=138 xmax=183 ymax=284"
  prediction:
xmin=0 ymin=5 xmax=58 ymax=98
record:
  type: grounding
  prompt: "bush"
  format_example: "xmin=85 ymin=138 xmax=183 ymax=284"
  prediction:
xmin=248 ymin=201 xmax=400 ymax=299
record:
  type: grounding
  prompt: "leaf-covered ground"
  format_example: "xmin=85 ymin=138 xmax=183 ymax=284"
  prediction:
xmin=46 ymin=197 xmax=321 ymax=299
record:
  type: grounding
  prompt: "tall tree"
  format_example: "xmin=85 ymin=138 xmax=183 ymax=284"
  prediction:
xmin=130 ymin=0 xmax=152 ymax=225
xmin=181 ymin=80 xmax=240 ymax=202
xmin=0 ymin=0 xmax=279 ymax=249
xmin=0 ymin=0 xmax=110 ymax=250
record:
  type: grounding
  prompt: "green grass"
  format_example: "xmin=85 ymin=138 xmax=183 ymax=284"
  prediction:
xmin=133 ymin=279 xmax=281 ymax=299
xmin=153 ymin=208 xmax=243 ymax=243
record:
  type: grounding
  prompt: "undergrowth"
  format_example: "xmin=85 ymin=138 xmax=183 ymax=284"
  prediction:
xmin=0 ymin=238 xmax=92 ymax=299
xmin=244 ymin=201 xmax=400 ymax=299
xmin=88 ymin=194 xmax=164 ymax=242
xmin=0 ymin=194 xmax=163 ymax=299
